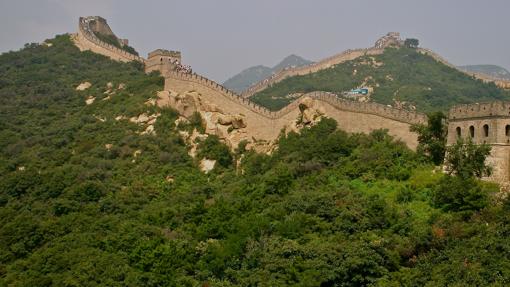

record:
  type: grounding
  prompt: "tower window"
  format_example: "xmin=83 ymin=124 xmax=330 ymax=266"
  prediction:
xmin=456 ymin=127 xmax=461 ymax=137
xmin=506 ymin=125 xmax=510 ymax=136
xmin=483 ymin=124 xmax=489 ymax=137
xmin=469 ymin=126 xmax=475 ymax=138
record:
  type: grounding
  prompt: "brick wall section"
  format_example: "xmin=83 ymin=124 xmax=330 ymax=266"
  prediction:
xmin=448 ymin=102 xmax=510 ymax=183
xmin=418 ymin=48 xmax=510 ymax=89
xmin=241 ymin=46 xmax=510 ymax=98
xmin=74 ymin=17 xmax=145 ymax=63
xmin=241 ymin=48 xmax=384 ymax=98
xmin=164 ymin=71 xmax=425 ymax=149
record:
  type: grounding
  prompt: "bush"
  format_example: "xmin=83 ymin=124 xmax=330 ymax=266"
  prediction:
xmin=432 ymin=176 xmax=489 ymax=214
xmin=69 ymin=181 xmax=106 ymax=202
xmin=197 ymin=136 xmax=233 ymax=168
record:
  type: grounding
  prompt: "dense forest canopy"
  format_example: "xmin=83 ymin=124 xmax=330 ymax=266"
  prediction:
xmin=0 ymin=35 xmax=509 ymax=286
xmin=251 ymin=48 xmax=510 ymax=112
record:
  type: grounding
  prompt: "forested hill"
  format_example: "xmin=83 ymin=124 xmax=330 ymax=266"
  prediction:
xmin=251 ymin=47 xmax=510 ymax=112
xmin=0 ymin=35 xmax=510 ymax=286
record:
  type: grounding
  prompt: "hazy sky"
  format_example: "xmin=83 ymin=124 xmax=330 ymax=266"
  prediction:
xmin=1 ymin=0 xmax=509 ymax=82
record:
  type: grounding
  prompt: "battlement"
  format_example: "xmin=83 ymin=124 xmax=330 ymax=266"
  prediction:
xmin=374 ymin=32 xmax=403 ymax=49
xmin=447 ymin=101 xmax=510 ymax=184
xmin=148 ymin=49 xmax=182 ymax=59
xmin=242 ymin=48 xmax=383 ymax=98
xmin=449 ymin=102 xmax=510 ymax=121
xmin=75 ymin=16 xmax=145 ymax=63
xmin=164 ymin=71 xmax=426 ymax=124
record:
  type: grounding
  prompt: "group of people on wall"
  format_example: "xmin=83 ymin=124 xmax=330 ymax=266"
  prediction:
xmin=167 ymin=58 xmax=192 ymax=74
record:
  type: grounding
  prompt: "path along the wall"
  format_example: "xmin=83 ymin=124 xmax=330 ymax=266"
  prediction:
xmin=242 ymin=47 xmax=510 ymax=98
xmin=73 ymin=17 xmax=145 ymax=63
xmin=163 ymin=71 xmax=426 ymax=150
xmin=241 ymin=48 xmax=384 ymax=98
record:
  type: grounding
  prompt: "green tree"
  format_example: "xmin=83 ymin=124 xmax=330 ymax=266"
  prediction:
xmin=432 ymin=176 xmax=489 ymax=213
xmin=411 ymin=111 xmax=447 ymax=165
xmin=444 ymin=137 xmax=492 ymax=179
xmin=404 ymin=38 xmax=419 ymax=48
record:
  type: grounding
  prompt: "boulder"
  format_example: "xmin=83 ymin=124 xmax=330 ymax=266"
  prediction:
xmin=85 ymin=96 xmax=95 ymax=105
xmin=200 ymin=158 xmax=216 ymax=173
xmin=76 ymin=82 xmax=92 ymax=91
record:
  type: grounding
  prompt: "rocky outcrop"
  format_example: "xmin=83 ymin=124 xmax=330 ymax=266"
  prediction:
xmin=76 ymin=82 xmax=92 ymax=91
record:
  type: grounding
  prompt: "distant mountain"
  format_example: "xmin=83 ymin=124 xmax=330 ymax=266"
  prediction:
xmin=272 ymin=54 xmax=313 ymax=73
xmin=458 ymin=65 xmax=510 ymax=80
xmin=223 ymin=54 xmax=313 ymax=93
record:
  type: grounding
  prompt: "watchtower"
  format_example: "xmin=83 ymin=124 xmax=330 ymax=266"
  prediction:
xmin=145 ymin=49 xmax=182 ymax=74
xmin=447 ymin=102 xmax=510 ymax=183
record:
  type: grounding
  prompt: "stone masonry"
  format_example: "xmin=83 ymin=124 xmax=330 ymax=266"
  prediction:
xmin=448 ymin=102 xmax=510 ymax=183
xmin=72 ymin=16 xmax=510 ymax=183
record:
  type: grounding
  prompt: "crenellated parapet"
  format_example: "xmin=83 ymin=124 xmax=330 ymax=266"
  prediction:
xmin=449 ymin=101 xmax=510 ymax=120
xmin=241 ymin=48 xmax=383 ymax=98
xmin=164 ymin=71 xmax=426 ymax=125
xmin=75 ymin=16 xmax=145 ymax=63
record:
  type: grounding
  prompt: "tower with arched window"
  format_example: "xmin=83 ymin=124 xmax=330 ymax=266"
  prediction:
xmin=448 ymin=102 xmax=510 ymax=183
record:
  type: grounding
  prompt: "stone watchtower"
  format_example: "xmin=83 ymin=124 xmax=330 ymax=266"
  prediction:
xmin=448 ymin=102 xmax=510 ymax=183
xmin=145 ymin=49 xmax=182 ymax=74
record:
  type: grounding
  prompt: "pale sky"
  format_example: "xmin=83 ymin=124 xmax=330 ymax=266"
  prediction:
xmin=0 ymin=0 xmax=509 ymax=82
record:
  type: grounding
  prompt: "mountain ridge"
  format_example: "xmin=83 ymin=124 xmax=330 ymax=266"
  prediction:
xmin=223 ymin=54 xmax=312 ymax=93
xmin=458 ymin=64 xmax=510 ymax=80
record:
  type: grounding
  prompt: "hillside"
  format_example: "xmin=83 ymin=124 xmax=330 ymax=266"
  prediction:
xmin=459 ymin=64 xmax=510 ymax=80
xmin=1 ymin=35 xmax=510 ymax=286
xmin=223 ymin=54 xmax=312 ymax=93
xmin=251 ymin=48 xmax=510 ymax=112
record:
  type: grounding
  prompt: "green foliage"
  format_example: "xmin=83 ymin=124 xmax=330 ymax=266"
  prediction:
xmin=197 ymin=136 xmax=233 ymax=168
xmin=252 ymin=48 xmax=510 ymax=112
xmin=93 ymin=31 xmax=139 ymax=56
xmin=445 ymin=137 xmax=492 ymax=179
xmin=411 ymin=111 xmax=447 ymax=165
xmin=404 ymin=38 xmax=419 ymax=48
xmin=432 ymin=176 xmax=490 ymax=214
xmin=0 ymin=34 xmax=509 ymax=286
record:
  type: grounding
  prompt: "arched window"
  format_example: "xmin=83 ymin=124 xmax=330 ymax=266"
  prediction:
xmin=469 ymin=126 xmax=475 ymax=138
xmin=506 ymin=125 xmax=510 ymax=136
xmin=483 ymin=124 xmax=489 ymax=137
xmin=160 ymin=58 xmax=163 ymax=62
xmin=456 ymin=127 xmax=461 ymax=137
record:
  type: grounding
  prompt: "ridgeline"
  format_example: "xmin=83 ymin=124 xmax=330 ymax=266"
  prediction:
xmin=251 ymin=47 xmax=510 ymax=112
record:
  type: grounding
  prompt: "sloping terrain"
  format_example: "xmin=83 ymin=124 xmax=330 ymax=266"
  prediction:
xmin=223 ymin=54 xmax=312 ymax=93
xmin=0 ymin=35 xmax=509 ymax=286
xmin=251 ymin=48 xmax=510 ymax=112
xmin=459 ymin=64 xmax=510 ymax=80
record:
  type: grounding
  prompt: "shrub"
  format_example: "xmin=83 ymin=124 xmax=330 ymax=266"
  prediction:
xmin=432 ymin=176 xmax=489 ymax=214
xmin=197 ymin=136 xmax=233 ymax=168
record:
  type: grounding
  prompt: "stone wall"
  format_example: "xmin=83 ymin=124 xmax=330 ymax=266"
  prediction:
xmin=241 ymin=43 xmax=510 ymax=98
xmin=163 ymin=71 xmax=425 ymax=150
xmin=73 ymin=17 xmax=145 ymax=63
xmin=241 ymin=48 xmax=384 ymax=98
xmin=145 ymin=49 xmax=182 ymax=74
xmin=418 ymin=48 xmax=510 ymax=89
xmin=448 ymin=102 xmax=510 ymax=183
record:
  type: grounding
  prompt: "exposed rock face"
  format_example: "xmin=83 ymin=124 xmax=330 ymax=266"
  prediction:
xmin=76 ymin=82 xmax=92 ymax=91
xmin=200 ymin=158 xmax=216 ymax=173
xmin=85 ymin=96 xmax=95 ymax=105
xmin=157 ymin=90 xmax=252 ymax=150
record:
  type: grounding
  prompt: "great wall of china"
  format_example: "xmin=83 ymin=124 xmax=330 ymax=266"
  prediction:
xmin=240 ymin=35 xmax=510 ymax=97
xmin=72 ymin=16 xmax=510 ymax=183
xmin=73 ymin=17 xmax=145 ymax=63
